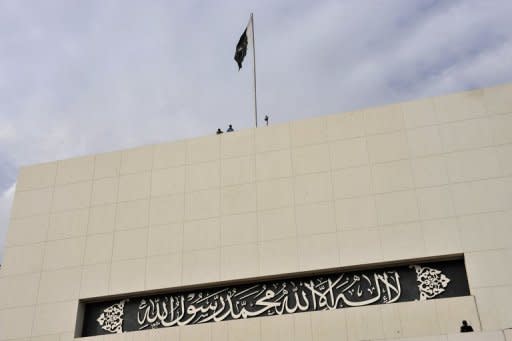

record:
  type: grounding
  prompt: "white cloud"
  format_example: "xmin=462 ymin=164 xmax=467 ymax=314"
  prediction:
xmin=0 ymin=183 xmax=16 ymax=259
xmin=0 ymin=122 xmax=16 ymax=141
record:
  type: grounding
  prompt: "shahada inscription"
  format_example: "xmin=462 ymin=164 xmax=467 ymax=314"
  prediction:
xmin=81 ymin=259 xmax=469 ymax=336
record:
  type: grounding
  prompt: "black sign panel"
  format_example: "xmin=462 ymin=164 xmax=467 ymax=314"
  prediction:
xmin=81 ymin=259 xmax=469 ymax=337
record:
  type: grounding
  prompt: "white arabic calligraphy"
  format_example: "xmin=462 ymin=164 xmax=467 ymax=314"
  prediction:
xmin=136 ymin=271 xmax=402 ymax=328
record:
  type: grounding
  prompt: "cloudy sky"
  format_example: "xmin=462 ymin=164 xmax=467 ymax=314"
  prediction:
xmin=1 ymin=0 xmax=512 ymax=260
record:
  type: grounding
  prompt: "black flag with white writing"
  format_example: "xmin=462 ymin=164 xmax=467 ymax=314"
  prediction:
xmin=234 ymin=17 xmax=252 ymax=70
xmin=234 ymin=29 xmax=248 ymax=70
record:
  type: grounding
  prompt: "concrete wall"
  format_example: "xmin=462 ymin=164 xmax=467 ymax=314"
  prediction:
xmin=374 ymin=330 xmax=507 ymax=341
xmin=1 ymin=83 xmax=511 ymax=341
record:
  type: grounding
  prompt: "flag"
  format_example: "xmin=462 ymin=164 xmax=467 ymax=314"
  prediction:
xmin=234 ymin=17 xmax=252 ymax=70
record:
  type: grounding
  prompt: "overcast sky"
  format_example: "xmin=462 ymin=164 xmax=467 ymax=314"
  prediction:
xmin=1 ymin=0 xmax=512 ymax=260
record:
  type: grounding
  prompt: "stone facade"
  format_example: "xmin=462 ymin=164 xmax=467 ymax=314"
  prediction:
xmin=1 ymin=83 xmax=512 ymax=340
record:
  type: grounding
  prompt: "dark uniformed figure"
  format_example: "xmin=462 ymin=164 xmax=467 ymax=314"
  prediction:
xmin=460 ymin=320 xmax=474 ymax=333
xmin=227 ymin=124 xmax=234 ymax=132
xmin=264 ymin=115 xmax=269 ymax=126
xmin=216 ymin=128 xmax=223 ymax=135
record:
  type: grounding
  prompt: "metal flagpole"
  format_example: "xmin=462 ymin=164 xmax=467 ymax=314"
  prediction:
xmin=250 ymin=13 xmax=258 ymax=128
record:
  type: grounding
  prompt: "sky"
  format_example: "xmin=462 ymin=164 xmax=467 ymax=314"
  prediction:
xmin=1 ymin=0 xmax=512 ymax=260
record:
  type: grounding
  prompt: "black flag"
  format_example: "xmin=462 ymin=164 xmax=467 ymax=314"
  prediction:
xmin=234 ymin=28 xmax=248 ymax=70
xmin=234 ymin=14 xmax=258 ymax=128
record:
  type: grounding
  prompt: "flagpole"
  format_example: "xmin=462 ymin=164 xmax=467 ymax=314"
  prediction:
xmin=251 ymin=13 xmax=258 ymax=128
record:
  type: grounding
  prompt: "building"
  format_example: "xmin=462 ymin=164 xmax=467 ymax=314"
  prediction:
xmin=0 ymin=83 xmax=511 ymax=341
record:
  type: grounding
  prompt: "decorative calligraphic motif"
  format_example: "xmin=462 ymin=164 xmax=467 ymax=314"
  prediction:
xmin=96 ymin=300 xmax=125 ymax=333
xmin=81 ymin=259 xmax=469 ymax=337
xmin=413 ymin=265 xmax=451 ymax=300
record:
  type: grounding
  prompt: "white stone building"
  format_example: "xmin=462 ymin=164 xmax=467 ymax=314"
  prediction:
xmin=0 ymin=83 xmax=511 ymax=341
